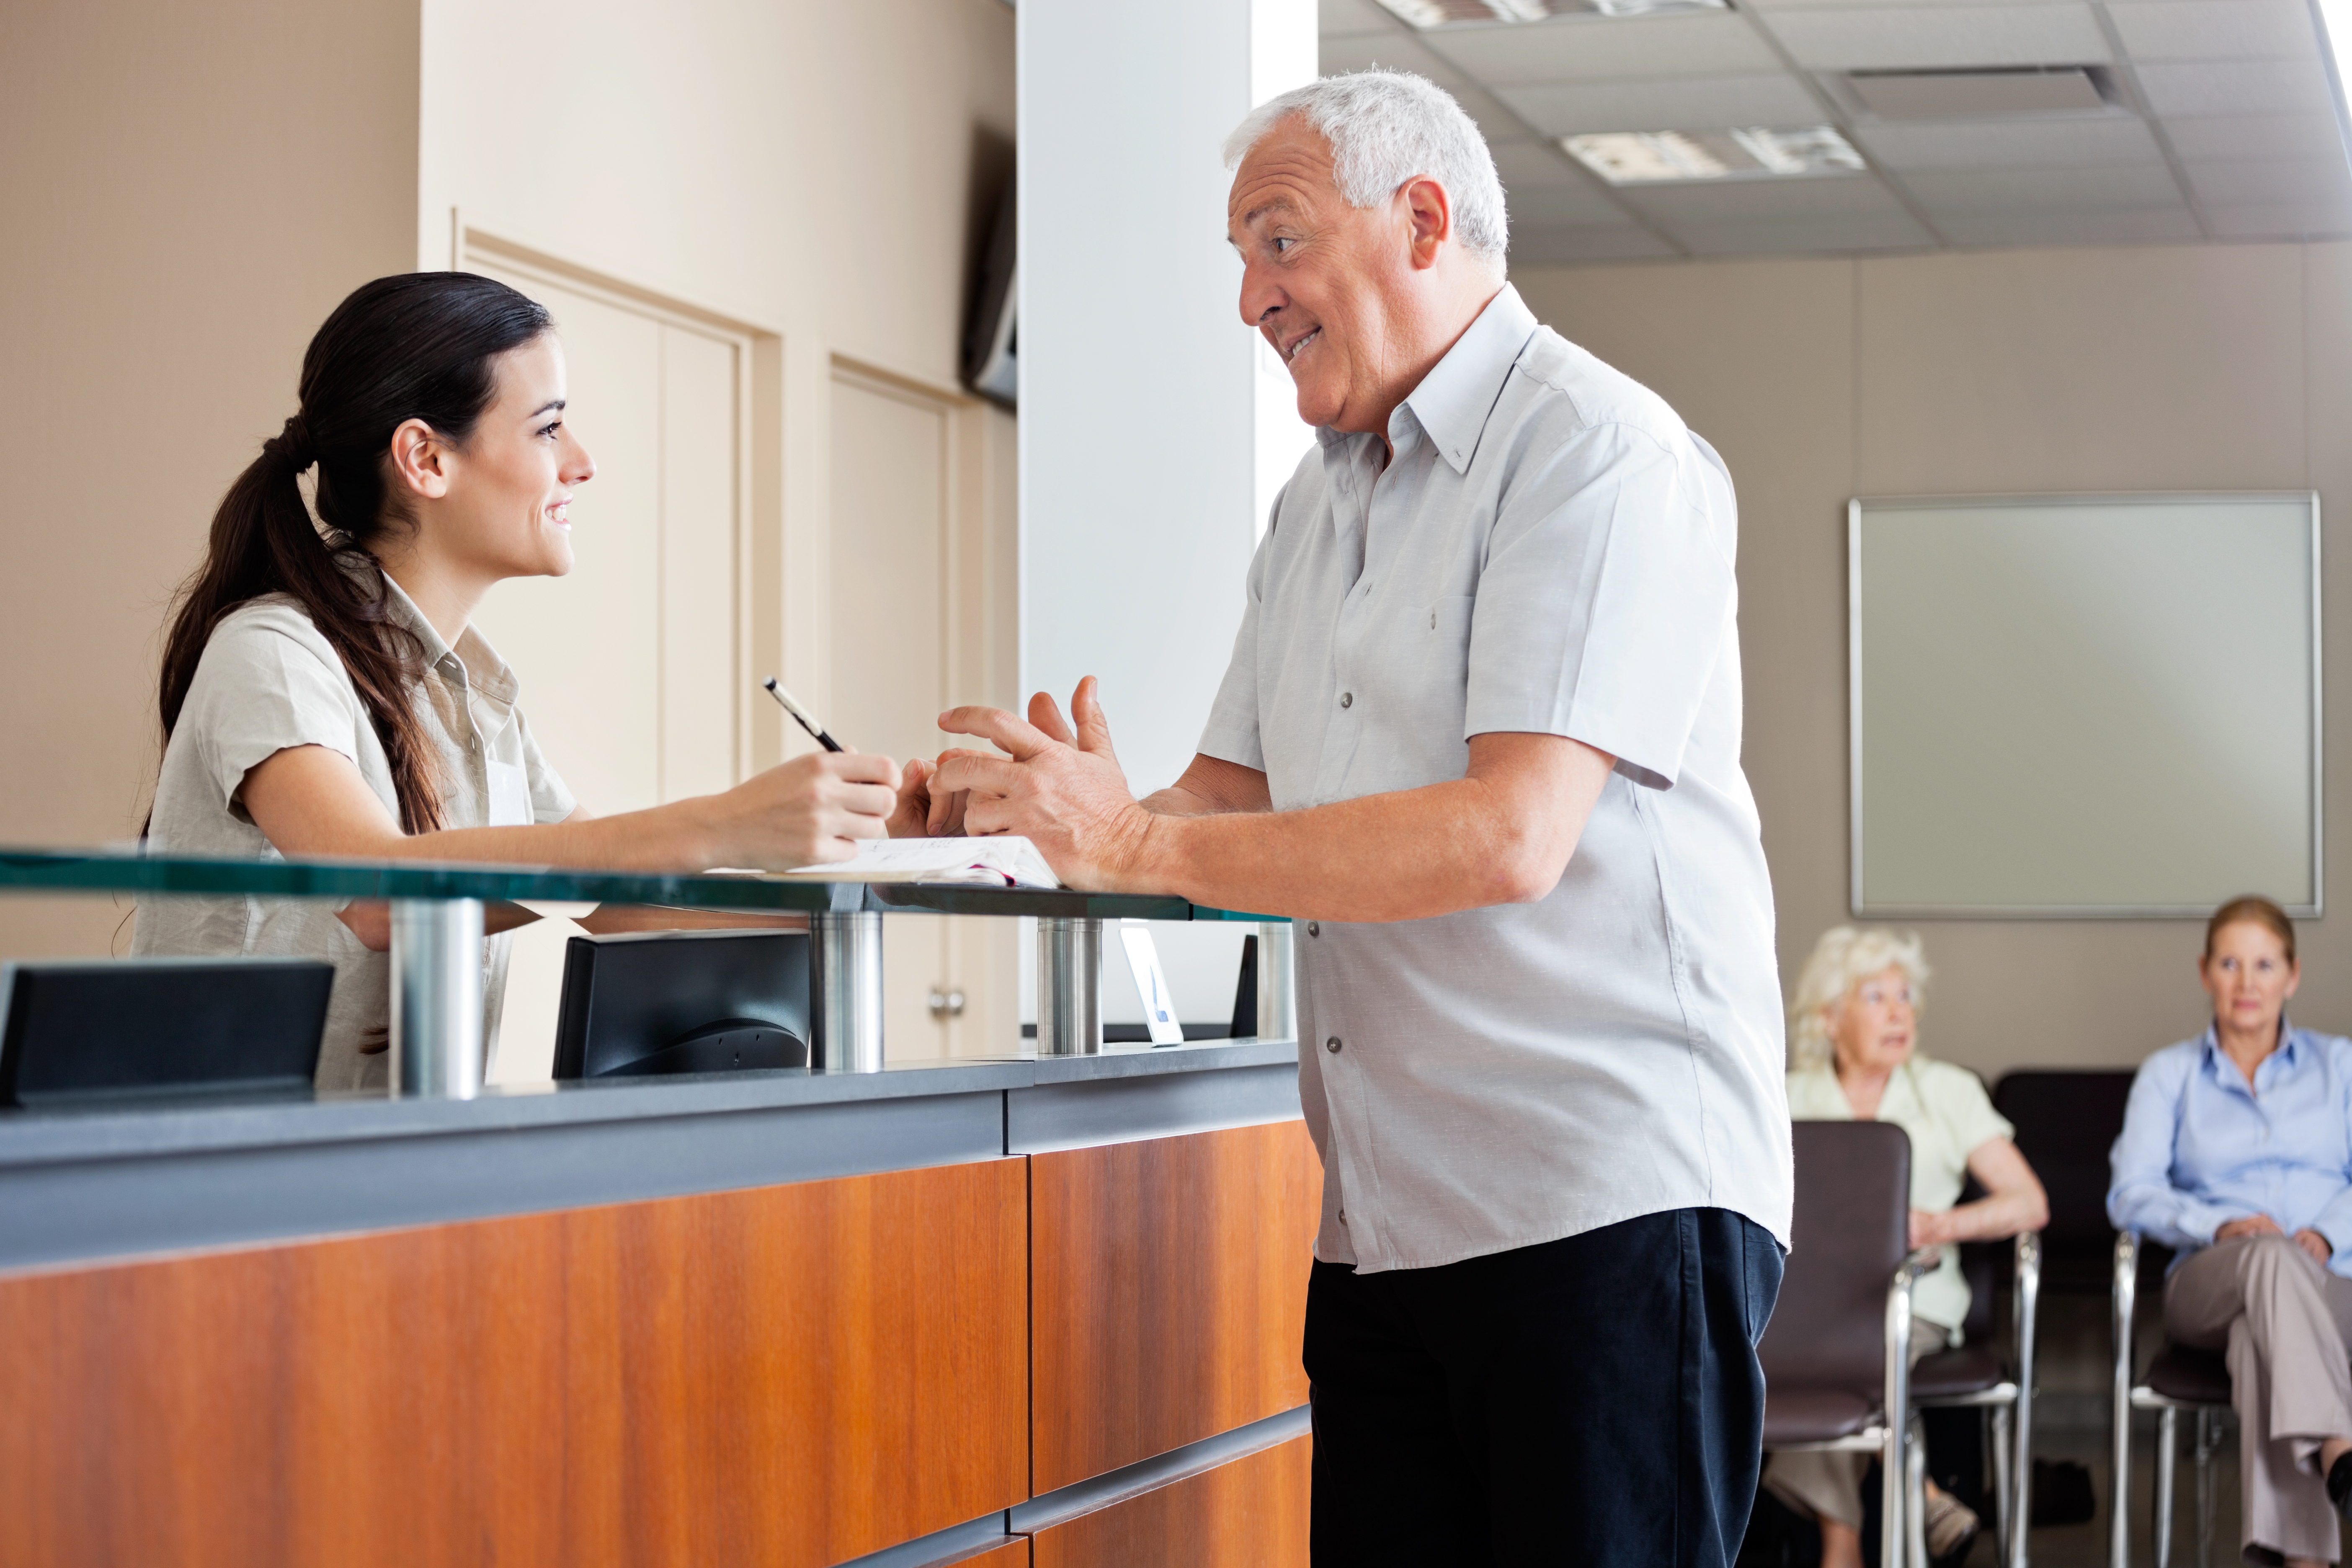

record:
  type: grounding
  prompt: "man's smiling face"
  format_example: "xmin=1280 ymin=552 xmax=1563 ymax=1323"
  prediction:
xmin=1227 ymin=115 xmax=1413 ymax=433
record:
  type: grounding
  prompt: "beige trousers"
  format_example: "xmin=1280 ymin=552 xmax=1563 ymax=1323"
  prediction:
xmin=2165 ymin=1234 xmax=2352 ymax=1564
xmin=1762 ymin=1320 xmax=1953 ymax=1532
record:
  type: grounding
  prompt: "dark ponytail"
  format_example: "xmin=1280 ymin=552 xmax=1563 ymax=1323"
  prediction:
xmin=157 ymin=273 xmax=554 ymax=833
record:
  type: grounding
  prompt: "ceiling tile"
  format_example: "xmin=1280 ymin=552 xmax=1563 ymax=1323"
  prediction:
xmin=1421 ymin=13 xmax=1782 ymax=85
xmin=1901 ymin=161 xmax=2186 ymax=207
xmin=1618 ymin=170 xmax=1911 ymax=219
xmin=2160 ymin=113 xmax=2349 ymax=162
xmin=1493 ymin=142 xmax=1638 ymax=224
xmin=1854 ymin=116 xmax=2165 ymax=168
xmin=1666 ymin=213 xmax=1938 ymax=252
xmin=1453 ymin=81 xmax=1542 ymax=145
xmin=2202 ymin=197 xmax=2352 ymax=236
xmin=1758 ymin=4 xmax=2111 ymax=70
xmin=2105 ymin=0 xmax=2319 ymax=62
xmin=1320 ymin=0 xmax=1403 ymax=37
xmin=1932 ymin=206 xmax=2203 ymax=242
xmin=2135 ymin=59 xmax=2335 ymax=116
xmin=2182 ymin=155 xmax=2352 ymax=205
xmin=1320 ymin=30 xmax=1474 ymax=86
xmin=1510 ymin=224 xmax=1683 ymax=262
xmin=1496 ymin=73 xmax=1825 ymax=134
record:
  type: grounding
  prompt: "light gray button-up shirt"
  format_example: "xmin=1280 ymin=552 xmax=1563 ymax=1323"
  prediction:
xmin=1199 ymin=284 xmax=1792 ymax=1273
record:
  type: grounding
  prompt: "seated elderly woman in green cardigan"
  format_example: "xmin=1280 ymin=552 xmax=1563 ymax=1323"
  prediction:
xmin=1765 ymin=925 xmax=2049 ymax=1567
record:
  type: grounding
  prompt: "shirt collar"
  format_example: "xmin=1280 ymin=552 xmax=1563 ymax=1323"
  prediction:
xmin=2201 ymin=1021 xmax=2307 ymax=1078
xmin=371 ymin=566 xmax=521 ymax=707
xmin=1398 ymin=284 xmax=1540 ymax=477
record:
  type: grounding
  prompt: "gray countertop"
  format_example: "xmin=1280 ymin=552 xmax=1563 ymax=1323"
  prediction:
xmin=0 ymin=1037 xmax=1304 ymax=1272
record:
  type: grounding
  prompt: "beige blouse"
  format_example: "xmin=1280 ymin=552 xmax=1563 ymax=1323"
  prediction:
xmin=1786 ymin=1057 xmax=2015 ymax=1337
xmin=134 ymin=575 xmax=574 ymax=1092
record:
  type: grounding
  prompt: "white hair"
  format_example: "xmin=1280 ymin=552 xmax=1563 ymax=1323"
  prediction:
xmin=1788 ymin=926 xmax=1931 ymax=1070
xmin=1222 ymin=70 xmax=1509 ymax=266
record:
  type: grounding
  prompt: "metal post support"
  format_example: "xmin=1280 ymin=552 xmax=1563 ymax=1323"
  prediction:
xmin=1255 ymin=921 xmax=1295 ymax=1041
xmin=389 ymin=897 xmax=485 ymax=1099
xmin=2112 ymin=1231 xmax=2140 ymax=1568
xmin=2154 ymin=1404 xmax=2178 ymax=1568
xmin=2011 ymin=1228 xmax=2040 ymax=1568
xmin=1036 ymin=917 xmax=1102 ymax=1057
xmin=810 ymin=910 xmax=885 ymax=1073
xmin=1907 ymin=1413 xmax=1932 ymax=1568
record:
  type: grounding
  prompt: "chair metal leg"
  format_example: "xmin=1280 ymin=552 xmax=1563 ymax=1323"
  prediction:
xmin=2153 ymin=1404 xmax=2179 ymax=1568
xmin=1992 ymin=1404 xmax=2015 ymax=1562
xmin=2113 ymin=1232 xmax=2140 ymax=1568
xmin=1908 ymin=1412 xmax=1932 ymax=1568
xmin=2192 ymin=1408 xmax=2220 ymax=1568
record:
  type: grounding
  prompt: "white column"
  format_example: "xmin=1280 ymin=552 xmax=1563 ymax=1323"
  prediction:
xmin=1018 ymin=0 xmax=1318 ymax=798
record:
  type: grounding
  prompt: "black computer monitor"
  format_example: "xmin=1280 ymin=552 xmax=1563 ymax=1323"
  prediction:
xmin=0 ymin=957 xmax=332 ymax=1107
xmin=552 ymin=929 xmax=811 ymax=1080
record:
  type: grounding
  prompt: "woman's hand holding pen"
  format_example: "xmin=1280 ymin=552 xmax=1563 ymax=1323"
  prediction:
xmin=693 ymin=750 xmax=901 ymax=866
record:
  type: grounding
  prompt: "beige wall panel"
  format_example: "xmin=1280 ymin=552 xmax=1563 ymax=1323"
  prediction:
xmin=2293 ymin=243 xmax=2352 ymax=1046
xmin=1513 ymin=259 xmax=1858 ymax=1032
xmin=420 ymin=0 xmax=1013 ymax=392
xmin=1855 ymin=246 xmax=2306 ymax=496
xmin=470 ymin=277 xmax=665 ymax=818
xmin=1516 ymin=242 xmax=2342 ymax=1078
xmin=660 ymin=325 xmax=742 ymax=803
xmin=0 ymin=0 xmax=417 ymax=957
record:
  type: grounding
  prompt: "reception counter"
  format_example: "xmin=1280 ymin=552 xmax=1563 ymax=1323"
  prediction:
xmin=0 ymin=1039 xmax=1318 ymax=1568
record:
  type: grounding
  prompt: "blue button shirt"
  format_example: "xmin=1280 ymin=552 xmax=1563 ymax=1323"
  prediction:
xmin=2108 ymin=1024 xmax=2352 ymax=1274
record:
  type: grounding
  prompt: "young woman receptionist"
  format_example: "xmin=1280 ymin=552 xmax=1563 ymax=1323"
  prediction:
xmin=135 ymin=273 xmax=926 ymax=1091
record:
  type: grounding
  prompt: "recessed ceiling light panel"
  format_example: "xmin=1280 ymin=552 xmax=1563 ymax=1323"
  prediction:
xmin=1563 ymin=125 xmax=1867 ymax=184
xmin=1374 ymin=0 xmax=1724 ymax=26
xmin=1844 ymin=66 xmax=2113 ymax=119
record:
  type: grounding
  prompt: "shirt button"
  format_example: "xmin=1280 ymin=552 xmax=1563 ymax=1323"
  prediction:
xmin=1338 ymin=1208 xmax=1348 ymax=1224
xmin=1326 ymin=1036 xmax=1343 ymax=1054
xmin=1340 ymin=692 xmax=1354 ymax=709
xmin=1307 ymin=922 xmax=1320 ymax=937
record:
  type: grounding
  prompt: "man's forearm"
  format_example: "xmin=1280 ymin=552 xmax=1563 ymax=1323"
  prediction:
xmin=1130 ymin=738 xmax=1610 ymax=919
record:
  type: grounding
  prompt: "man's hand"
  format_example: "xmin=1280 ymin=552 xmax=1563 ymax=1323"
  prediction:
xmin=2298 ymin=1227 xmax=2334 ymax=1266
xmin=888 ymin=757 xmax=968 ymax=839
xmin=932 ymin=678 xmax=1154 ymax=890
xmin=2216 ymin=1215 xmax=2286 ymax=1242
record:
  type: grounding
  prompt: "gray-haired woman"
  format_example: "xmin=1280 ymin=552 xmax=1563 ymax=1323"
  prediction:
xmin=1764 ymin=926 xmax=2048 ymax=1568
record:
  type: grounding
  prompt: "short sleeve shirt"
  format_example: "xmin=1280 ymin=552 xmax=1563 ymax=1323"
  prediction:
xmin=1786 ymin=1058 xmax=2015 ymax=1335
xmin=1197 ymin=284 xmax=1792 ymax=1273
xmin=132 ymin=574 xmax=575 ymax=1092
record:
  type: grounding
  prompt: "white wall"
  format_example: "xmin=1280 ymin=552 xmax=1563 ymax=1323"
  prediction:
xmin=1018 ymin=0 xmax=1316 ymax=799
xmin=1017 ymin=0 xmax=1315 ymax=1024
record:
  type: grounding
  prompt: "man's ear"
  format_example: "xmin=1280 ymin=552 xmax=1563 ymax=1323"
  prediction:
xmin=385 ymin=417 xmax=453 ymax=501
xmin=1403 ymin=176 xmax=1453 ymax=271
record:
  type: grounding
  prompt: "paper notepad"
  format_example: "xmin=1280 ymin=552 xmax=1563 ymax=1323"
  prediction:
xmin=777 ymin=836 xmax=1060 ymax=889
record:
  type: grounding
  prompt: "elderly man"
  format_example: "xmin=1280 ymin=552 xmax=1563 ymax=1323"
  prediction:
xmin=929 ymin=70 xmax=1790 ymax=1565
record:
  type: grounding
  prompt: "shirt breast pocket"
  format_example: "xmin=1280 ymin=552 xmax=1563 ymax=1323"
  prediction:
xmin=485 ymin=760 xmax=532 ymax=828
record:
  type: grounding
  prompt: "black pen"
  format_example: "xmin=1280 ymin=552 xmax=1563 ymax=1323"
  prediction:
xmin=763 ymin=678 xmax=844 ymax=753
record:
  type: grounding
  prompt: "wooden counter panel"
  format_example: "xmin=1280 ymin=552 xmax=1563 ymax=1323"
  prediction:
xmin=1028 ymin=1434 xmax=1312 ymax=1568
xmin=0 ymin=1158 xmax=1028 ymax=1568
xmin=1029 ymin=1119 xmax=1318 ymax=1492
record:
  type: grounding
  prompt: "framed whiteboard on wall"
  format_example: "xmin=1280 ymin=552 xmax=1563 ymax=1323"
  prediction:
xmin=1849 ymin=493 xmax=2322 ymax=919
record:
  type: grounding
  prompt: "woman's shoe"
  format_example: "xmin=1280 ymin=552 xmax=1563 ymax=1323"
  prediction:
xmin=1923 ymin=1488 xmax=1982 ymax=1560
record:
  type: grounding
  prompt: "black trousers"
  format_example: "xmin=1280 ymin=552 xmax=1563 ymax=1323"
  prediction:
xmin=1304 ymin=1206 xmax=1784 ymax=1568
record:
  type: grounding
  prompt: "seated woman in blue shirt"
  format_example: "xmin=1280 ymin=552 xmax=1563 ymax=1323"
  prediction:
xmin=2110 ymin=895 xmax=2352 ymax=1568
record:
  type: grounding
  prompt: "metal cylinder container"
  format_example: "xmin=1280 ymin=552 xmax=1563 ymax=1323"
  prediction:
xmin=1255 ymin=921 xmax=1297 ymax=1042
xmin=1036 ymin=916 xmax=1103 ymax=1057
xmin=389 ymin=897 xmax=485 ymax=1099
xmin=811 ymin=910 xmax=886 ymax=1073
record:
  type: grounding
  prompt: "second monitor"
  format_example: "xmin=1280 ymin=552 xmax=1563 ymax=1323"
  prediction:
xmin=553 ymin=929 xmax=810 ymax=1080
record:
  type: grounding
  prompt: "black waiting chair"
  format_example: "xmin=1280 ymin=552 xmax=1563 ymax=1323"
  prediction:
xmin=1762 ymin=1122 xmax=1934 ymax=1568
